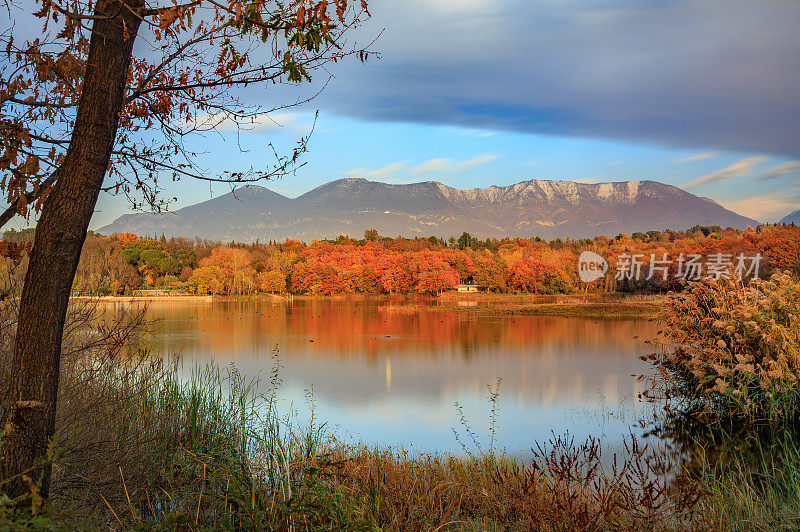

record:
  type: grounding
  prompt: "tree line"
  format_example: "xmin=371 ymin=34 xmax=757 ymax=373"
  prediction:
xmin=4 ymin=225 xmax=798 ymax=297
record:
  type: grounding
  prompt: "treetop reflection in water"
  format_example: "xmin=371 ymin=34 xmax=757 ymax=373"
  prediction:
xmin=114 ymin=298 xmax=659 ymax=453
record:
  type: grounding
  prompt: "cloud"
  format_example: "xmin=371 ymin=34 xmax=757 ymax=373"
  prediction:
xmin=306 ymin=0 xmax=800 ymax=157
xmin=721 ymin=194 xmax=800 ymax=223
xmin=683 ymin=156 xmax=769 ymax=189
xmin=456 ymin=129 xmax=497 ymax=138
xmin=346 ymin=154 xmax=497 ymax=183
xmin=677 ymin=152 xmax=720 ymax=163
xmin=346 ymin=162 xmax=405 ymax=180
xmin=409 ymin=154 xmax=498 ymax=176
xmin=460 ymin=154 xmax=498 ymax=171
xmin=759 ymin=160 xmax=800 ymax=180
xmin=410 ymin=158 xmax=449 ymax=175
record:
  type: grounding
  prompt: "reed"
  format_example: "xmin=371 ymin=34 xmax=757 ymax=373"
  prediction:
xmin=645 ymin=272 xmax=800 ymax=421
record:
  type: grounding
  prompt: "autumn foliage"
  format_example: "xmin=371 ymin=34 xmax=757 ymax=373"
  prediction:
xmin=11 ymin=224 xmax=794 ymax=297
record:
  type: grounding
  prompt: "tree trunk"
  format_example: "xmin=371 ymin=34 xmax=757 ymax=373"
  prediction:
xmin=0 ymin=0 xmax=142 ymax=500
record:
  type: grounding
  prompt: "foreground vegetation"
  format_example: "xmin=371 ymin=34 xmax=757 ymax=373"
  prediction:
xmin=1 ymin=322 xmax=706 ymax=529
xmin=646 ymin=272 xmax=800 ymax=421
xmin=5 ymin=354 xmax=798 ymax=530
xmin=3 ymin=269 xmax=800 ymax=530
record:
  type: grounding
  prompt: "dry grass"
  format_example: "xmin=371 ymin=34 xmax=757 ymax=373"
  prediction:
xmin=331 ymin=433 xmax=706 ymax=531
xmin=646 ymin=272 xmax=800 ymax=420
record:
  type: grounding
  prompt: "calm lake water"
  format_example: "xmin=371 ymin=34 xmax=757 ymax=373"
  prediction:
xmin=130 ymin=298 xmax=659 ymax=453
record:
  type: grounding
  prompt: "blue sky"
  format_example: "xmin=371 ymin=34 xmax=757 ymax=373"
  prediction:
xmin=85 ymin=0 xmax=800 ymax=228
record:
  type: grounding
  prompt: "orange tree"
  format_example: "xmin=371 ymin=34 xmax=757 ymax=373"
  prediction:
xmin=0 ymin=0 xmax=372 ymax=499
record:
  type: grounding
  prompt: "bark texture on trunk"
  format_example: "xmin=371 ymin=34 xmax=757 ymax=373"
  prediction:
xmin=0 ymin=0 xmax=142 ymax=500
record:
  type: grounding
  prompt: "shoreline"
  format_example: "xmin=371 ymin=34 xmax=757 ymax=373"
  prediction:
xmin=72 ymin=294 xmax=217 ymax=302
xmin=435 ymin=292 xmax=665 ymax=318
xmin=74 ymin=291 xmax=666 ymax=318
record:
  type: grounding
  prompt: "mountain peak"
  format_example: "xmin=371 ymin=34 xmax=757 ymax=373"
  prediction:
xmin=98 ymin=178 xmax=760 ymax=242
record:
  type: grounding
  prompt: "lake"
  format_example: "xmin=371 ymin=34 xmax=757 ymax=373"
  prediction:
xmin=128 ymin=297 xmax=659 ymax=454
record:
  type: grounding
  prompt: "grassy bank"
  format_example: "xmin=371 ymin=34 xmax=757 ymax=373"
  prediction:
xmin=3 ymin=353 xmax=798 ymax=530
xmin=72 ymin=294 xmax=216 ymax=302
xmin=2 ymin=356 xmax=706 ymax=530
xmin=434 ymin=293 xmax=665 ymax=319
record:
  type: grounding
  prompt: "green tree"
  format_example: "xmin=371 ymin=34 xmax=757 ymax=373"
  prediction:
xmin=474 ymin=257 xmax=508 ymax=292
xmin=457 ymin=232 xmax=479 ymax=250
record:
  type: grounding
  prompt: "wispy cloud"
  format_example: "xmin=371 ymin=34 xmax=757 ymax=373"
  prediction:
xmin=346 ymin=162 xmax=405 ymax=180
xmin=457 ymin=154 xmax=499 ymax=170
xmin=684 ymin=156 xmax=768 ymax=189
xmin=677 ymin=151 xmax=720 ymax=163
xmin=410 ymin=158 xmax=449 ymax=174
xmin=721 ymin=193 xmax=800 ymax=223
xmin=410 ymin=154 xmax=498 ymax=176
xmin=456 ymin=129 xmax=497 ymax=138
xmin=759 ymin=160 xmax=800 ymax=181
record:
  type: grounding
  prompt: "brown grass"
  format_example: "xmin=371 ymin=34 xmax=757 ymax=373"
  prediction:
xmin=645 ymin=272 xmax=800 ymax=420
xmin=329 ymin=432 xmax=706 ymax=531
xmin=431 ymin=298 xmax=664 ymax=319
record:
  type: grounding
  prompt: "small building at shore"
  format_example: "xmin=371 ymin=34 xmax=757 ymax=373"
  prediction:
xmin=455 ymin=284 xmax=479 ymax=293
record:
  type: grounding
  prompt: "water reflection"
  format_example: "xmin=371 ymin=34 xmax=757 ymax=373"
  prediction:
xmin=113 ymin=298 xmax=658 ymax=453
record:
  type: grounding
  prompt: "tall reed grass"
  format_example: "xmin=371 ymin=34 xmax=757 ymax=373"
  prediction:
xmin=645 ymin=272 xmax=800 ymax=421
xmin=696 ymin=430 xmax=800 ymax=530
xmin=642 ymin=271 xmax=800 ymax=530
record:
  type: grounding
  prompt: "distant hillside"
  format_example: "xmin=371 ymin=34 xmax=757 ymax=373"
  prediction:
xmin=780 ymin=209 xmax=800 ymax=225
xmin=98 ymin=178 xmax=761 ymax=241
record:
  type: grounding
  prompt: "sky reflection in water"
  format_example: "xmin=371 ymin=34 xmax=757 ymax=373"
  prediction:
xmin=134 ymin=298 xmax=658 ymax=453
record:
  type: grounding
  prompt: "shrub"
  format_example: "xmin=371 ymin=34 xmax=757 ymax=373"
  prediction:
xmin=647 ymin=272 xmax=800 ymax=420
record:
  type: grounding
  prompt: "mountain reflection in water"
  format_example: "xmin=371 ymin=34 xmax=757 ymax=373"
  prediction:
xmin=122 ymin=298 xmax=659 ymax=453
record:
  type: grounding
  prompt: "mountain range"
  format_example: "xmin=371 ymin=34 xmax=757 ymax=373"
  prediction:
xmin=97 ymin=178 xmax=761 ymax=242
xmin=780 ymin=209 xmax=800 ymax=225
